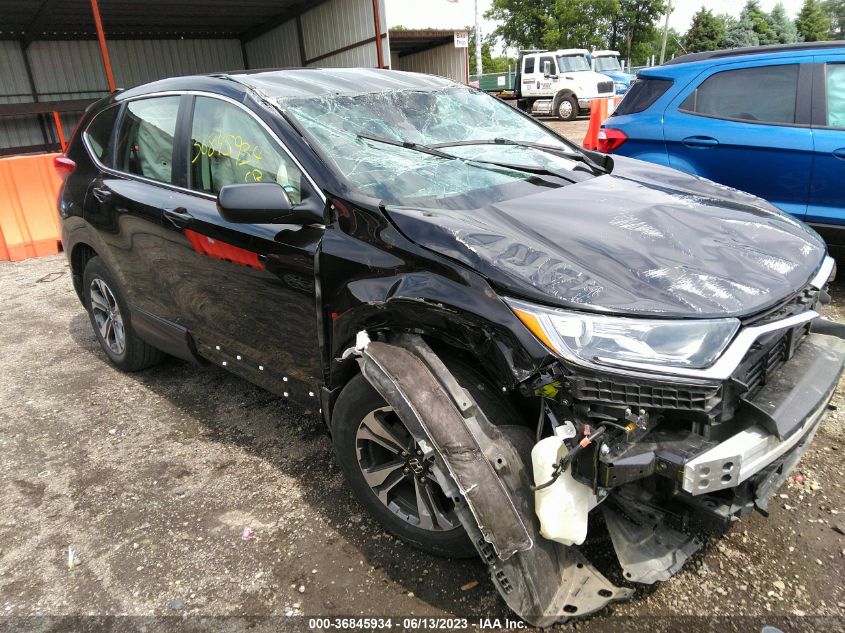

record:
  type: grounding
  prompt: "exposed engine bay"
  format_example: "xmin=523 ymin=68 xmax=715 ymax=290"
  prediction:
xmin=346 ymin=271 xmax=845 ymax=626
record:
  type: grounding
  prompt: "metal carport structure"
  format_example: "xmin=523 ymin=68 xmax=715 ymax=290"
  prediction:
xmin=0 ymin=0 xmax=391 ymax=155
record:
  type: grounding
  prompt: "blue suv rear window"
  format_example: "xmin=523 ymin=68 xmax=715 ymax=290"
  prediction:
xmin=612 ymin=78 xmax=673 ymax=115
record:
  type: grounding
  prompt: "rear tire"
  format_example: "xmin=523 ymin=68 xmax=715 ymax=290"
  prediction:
xmin=83 ymin=257 xmax=165 ymax=372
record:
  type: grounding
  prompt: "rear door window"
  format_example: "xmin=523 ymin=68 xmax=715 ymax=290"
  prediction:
xmin=523 ymin=57 xmax=535 ymax=74
xmin=679 ymin=64 xmax=799 ymax=124
xmin=84 ymin=105 xmax=120 ymax=165
xmin=114 ymin=96 xmax=180 ymax=183
xmin=188 ymin=96 xmax=304 ymax=204
xmin=826 ymin=63 xmax=845 ymax=128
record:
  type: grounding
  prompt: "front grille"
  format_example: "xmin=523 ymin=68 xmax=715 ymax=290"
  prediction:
xmin=748 ymin=285 xmax=821 ymax=326
xmin=597 ymin=80 xmax=614 ymax=94
xmin=572 ymin=375 xmax=722 ymax=412
xmin=734 ymin=282 xmax=818 ymax=398
xmin=734 ymin=322 xmax=811 ymax=399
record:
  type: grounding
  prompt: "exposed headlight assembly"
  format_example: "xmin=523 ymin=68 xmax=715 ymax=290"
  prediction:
xmin=506 ymin=297 xmax=740 ymax=371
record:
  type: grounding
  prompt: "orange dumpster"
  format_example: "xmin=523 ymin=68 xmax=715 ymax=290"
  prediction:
xmin=0 ymin=152 xmax=64 ymax=261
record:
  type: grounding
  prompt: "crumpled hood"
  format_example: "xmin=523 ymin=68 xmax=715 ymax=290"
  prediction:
xmin=385 ymin=156 xmax=826 ymax=318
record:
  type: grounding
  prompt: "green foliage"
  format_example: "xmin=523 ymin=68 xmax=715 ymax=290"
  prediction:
xmin=685 ymin=8 xmax=727 ymax=52
xmin=486 ymin=0 xmax=666 ymax=65
xmin=542 ymin=0 xmax=619 ymax=50
xmin=468 ymin=29 xmax=516 ymax=74
xmin=797 ymin=0 xmax=832 ymax=41
xmin=823 ymin=0 xmax=845 ymax=39
xmin=770 ymin=3 xmax=801 ymax=42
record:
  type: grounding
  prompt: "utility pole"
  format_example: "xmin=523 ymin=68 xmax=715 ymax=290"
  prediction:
xmin=475 ymin=0 xmax=483 ymax=77
xmin=659 ymin=0 xmax=673 ymax=65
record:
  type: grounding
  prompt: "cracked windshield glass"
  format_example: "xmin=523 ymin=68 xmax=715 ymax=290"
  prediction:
xmin=279 ymin=87 xmax=581 ymax=206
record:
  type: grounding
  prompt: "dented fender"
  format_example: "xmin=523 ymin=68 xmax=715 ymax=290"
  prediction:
xmin=353 ymin=334 xmax=631 ymax=626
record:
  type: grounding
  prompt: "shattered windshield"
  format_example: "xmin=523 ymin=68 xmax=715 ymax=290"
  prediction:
xmin=277 ymin=87 xmax=581 ymax=206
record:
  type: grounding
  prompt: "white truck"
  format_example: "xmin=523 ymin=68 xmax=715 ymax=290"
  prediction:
xmin=515 ymin=49 xmax=615 ymax=121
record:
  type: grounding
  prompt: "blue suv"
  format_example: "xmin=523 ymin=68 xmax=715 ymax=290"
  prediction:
xmin=599 ymin=42 xmax=845 ymax=253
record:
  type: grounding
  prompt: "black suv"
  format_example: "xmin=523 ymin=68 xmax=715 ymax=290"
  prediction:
xmin=58 ymin=68 xmax=845 ymax=625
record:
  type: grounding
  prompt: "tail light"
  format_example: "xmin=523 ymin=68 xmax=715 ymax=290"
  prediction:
xmin=597 ymin=127 xmax=628 ymax=153
xmin=54 ymin=156 xmax=76 ymax=180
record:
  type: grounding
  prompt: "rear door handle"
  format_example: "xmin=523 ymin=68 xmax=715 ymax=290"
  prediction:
xmin=833 ymin=148 xmax=845 ymax=160
xmin=163 ymin=207 xmax=193 ymax=229
xmin=682 ymin=136 xmax=719 ymax=148
xmin=91 ymin=186 xmax=111 ymax=203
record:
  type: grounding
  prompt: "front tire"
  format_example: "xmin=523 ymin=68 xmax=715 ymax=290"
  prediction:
xmin=332 ymin=373 xmax=474 ymax=558
xmin=83 ymin=257 xmax=164 ymax=372
xmin=556 ymin=95 xmax=578 ymax=121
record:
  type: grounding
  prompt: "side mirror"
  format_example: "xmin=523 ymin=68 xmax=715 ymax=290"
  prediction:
xmin=543 ymin=60 xmax=552 ymax=76
xmin=217 ymin=183 xmax=322 ymax=225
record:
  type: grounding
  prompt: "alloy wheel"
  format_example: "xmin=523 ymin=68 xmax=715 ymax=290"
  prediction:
xmin=558 ymin=100 xmax=574 ymax=119
xmin=355 ymin=407 xmax=461 ymax=532
xmin=89 ymin=278 xmax=126 ymax=355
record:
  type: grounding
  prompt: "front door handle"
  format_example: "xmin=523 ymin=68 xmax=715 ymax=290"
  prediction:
xmin=163 ymin=207 xmax=193 ymax=229
xmin=91 ymin=186 xmax=111 ymax=203
xmin=682 ymin=136 xmax=719 ymax=148
xmin=833 ymin=148 xmax=845 ymax=160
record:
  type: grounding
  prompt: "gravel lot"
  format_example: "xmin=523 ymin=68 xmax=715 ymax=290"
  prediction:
xmin=0 ymin=118 xmax=843 ymax=632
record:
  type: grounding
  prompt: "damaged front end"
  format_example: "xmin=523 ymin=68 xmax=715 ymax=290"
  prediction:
xmin=345 ymin=257 xmax=845 ymax=626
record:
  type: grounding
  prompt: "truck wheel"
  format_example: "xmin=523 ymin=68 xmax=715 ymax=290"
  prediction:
xmin=556 ymin=95 xmax=578 ymax=121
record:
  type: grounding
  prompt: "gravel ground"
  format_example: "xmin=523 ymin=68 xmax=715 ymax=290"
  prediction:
xmin=0 ymin=118 xmax=843 ymax=632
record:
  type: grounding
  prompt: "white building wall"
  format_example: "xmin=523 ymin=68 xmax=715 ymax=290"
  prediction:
xmin=398 ymin=43 xmax=466 ymax=83
xmin=242 ymin=0 xmax=388 ymax=69
xmin=244 ymin=20 xmax=301 ymax=69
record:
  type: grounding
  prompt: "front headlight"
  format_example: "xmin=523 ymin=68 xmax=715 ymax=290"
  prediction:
xmin=506 ymin=298 xmax=740 ymax=370
xmin=614 ymin=81 xmax=626 ymax=91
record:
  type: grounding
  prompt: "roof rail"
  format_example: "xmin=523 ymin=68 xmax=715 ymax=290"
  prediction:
xmin=664 ymin=41 xmax=845 ymax=66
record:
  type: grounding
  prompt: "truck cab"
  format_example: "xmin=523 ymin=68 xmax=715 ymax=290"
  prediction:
xmin=515 ymin=49 xmax=615 ymax=120
xmin=589 ymin=50 xmax=634 ymax=94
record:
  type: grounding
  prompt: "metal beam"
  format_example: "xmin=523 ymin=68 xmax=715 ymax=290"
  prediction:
xmin=371 ymin=0 xmax=384 ymax=69
xmin=21 ymin=0 xmax=54 ymax=49
xmin=90 ymin=0 xmax=116 ymax=92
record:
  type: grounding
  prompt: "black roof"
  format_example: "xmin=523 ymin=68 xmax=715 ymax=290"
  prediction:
xmin=664 ymin=40 xmax=845 ymax=66
xmin=116 ymin=68 xmax=457 ymax=102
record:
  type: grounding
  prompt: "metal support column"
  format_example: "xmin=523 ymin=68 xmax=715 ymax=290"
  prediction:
xmin=90 ymin=0 xmax=116 ymax=92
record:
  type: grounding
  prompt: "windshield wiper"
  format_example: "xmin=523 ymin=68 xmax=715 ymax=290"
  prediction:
xmin=430 ymin=138 xmax=610 ymax=174
xmin=357 ymin=133 xmax=577 ymax=182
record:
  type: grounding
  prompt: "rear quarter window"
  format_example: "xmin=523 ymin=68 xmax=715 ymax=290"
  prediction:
xmin=83 ymin=105 xmax=120 ymax=165
xmin=524 ymin=57 xmax=535 ymax=74
xmin=679 ymin=64 xmax=799 ymax=124
xmin=612 ymin=78 xmax=673 ymax=115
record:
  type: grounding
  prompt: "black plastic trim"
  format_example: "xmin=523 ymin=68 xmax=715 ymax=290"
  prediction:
xmin=128 ymin=303 xmax=200 ymax=364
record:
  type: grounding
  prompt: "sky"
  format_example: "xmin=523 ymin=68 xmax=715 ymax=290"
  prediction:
xmin=385 ymin=0 xmax=806 ymax=39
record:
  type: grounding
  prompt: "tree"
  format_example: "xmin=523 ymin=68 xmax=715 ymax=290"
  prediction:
xmin=468 ymin=29 xmax=515 ymax=74
xmin=685 ymin=7 xmax=726 ymax=52
xmin=822 ymin=0 xmax=845 ymax=38
xmin=725 ymin=5 xmax=761 ymax=47
xmin=770 ymin=2 xmax=801 ymax=43
xmin=486 ymin=0 xmax=556 ymax=49
xmin=486 ymin=0 xmax=666 ymax=65
xmin=613 ymin=0 xmax=667 ymax=66
xmin=542 ymin=0 xmax=619 ymax=50
xmin=796 ymin=0 xmax=832 ymax=41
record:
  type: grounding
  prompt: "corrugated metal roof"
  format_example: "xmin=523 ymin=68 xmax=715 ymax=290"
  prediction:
xmin=236 ymin=68 xmax=455 ymax=98
xmin=1 ymin=0 xmax=326 ymax=40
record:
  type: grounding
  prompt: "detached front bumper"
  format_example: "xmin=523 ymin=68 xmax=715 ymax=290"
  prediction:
xmin=683 ymin=332 xmax=845 ymax=496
